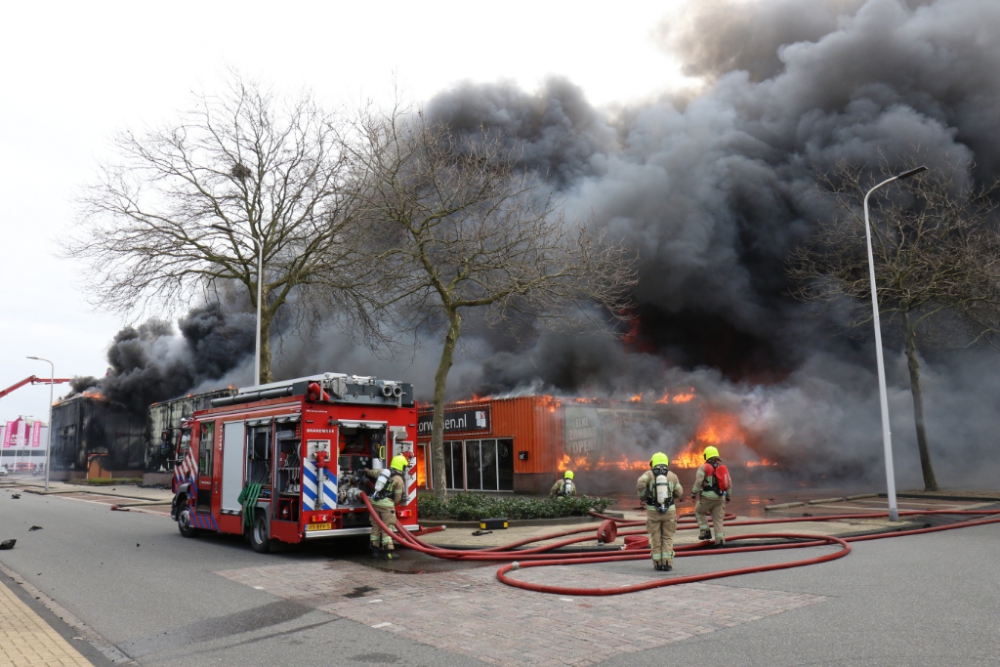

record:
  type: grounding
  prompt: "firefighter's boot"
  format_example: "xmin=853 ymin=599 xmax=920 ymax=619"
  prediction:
xmin=663 ymin=561 xmax=673 ymax=572
xmin=698 ymin=530 xmax=712 ymax=541
xmin=370 ymin=545 xmax=380 ymax=559
xmin=381 ymin=548 xmax=396 ymax=561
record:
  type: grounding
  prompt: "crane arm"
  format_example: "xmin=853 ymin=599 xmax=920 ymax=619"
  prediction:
xmin=0 ymin=376 xmax=73 ymax=400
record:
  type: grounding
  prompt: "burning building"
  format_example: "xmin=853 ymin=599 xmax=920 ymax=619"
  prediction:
xmin=49 ymin=301 xmax=254 ymax=481
xmin=146 ymin=388 xmax=238 ymax=483
xmin=50 ymin=394 xmax=148 ymax=479
xmin=416 ymin=391 xmax=777 ymax=494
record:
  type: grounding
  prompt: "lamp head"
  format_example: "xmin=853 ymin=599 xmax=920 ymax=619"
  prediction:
xmin=897 ymin=165 xmax=928 ymax=180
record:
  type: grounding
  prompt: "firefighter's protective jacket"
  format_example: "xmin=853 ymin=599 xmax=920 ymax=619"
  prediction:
xmin=693 ymin=462 xmax=731 ymax=500
xmin=549 ymin=479 xmax=577 ymax=498
xmin=366 ymin=469 xmax=405 ymax=507
xmin=636 ymin=469 xmax=683 ymax=509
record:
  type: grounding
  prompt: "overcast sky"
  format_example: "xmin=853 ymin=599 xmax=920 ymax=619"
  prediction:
xmin=0 ymin=1 xmax=694 ymax=422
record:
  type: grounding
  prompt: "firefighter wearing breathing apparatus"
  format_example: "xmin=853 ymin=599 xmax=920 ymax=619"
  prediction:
xmin=550 ymin=470 xmax=577 ymax=498
xmin=692 ymin=446 xmax=731 ymax=545
xmin=636 ymin=452 xmax=683 ymax=571
xmin=365 ymin=455 xmax=408 ymax=560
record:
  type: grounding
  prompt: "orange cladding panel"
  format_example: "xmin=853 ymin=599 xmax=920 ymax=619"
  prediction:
xmin=417 ymin=396 xmax=563 ymax=474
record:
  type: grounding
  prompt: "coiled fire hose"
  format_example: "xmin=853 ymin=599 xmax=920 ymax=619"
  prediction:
xmin=361 ymin=494 xmax=1000 ymax=596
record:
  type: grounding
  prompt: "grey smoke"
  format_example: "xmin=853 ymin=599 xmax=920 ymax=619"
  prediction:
xmin=81 ymin=0 xmax=1000 ymax=490
xmin=409 ymin=0 xmax=1000 ymax=487
xmin=70 ymin=303 xmax=254 ymax=413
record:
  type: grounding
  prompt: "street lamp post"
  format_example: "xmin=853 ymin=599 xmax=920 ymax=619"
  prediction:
xmin=26 ymin=356 xmax=55 ymax=492
xmin=862 ymin=165 xmax=927 ymax=522
xmin=211 ymin=224 xmax=263 ymax=386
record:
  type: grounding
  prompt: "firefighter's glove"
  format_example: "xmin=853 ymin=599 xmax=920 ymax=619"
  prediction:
xmin=725 ymin=493 xmax=731 ymax=502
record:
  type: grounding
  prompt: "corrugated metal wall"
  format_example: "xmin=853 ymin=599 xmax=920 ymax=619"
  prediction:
xmin=147 ymin=388 xmax=236 ymax=472
xmin=51 ymin=396 xmax=147 ymax=472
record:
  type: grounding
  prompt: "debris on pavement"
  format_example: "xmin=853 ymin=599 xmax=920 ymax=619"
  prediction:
xmin=28 ymin=525 xmax=42 ymax=531
xmin=0 ymin=539 xmax=15 ymax=550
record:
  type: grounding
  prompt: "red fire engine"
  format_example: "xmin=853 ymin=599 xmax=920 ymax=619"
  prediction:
xmin=169 ymin=373 xmax=419 ymax=552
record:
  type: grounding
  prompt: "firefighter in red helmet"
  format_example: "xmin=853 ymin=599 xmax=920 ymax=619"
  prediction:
xmin=692 ymin=445 xmax=731 ymax=545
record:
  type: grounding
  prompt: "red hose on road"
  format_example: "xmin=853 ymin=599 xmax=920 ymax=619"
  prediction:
xmin=498 ymin=533 xmax=851 ymax=596
xmin=362 ymin=495 xmax=1000 ymax=596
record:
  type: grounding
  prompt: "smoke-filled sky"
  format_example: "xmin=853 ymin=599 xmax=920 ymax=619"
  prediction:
xmin=4 ymin=0 xmax=1000 ymax=489
xmin=0 ymin=0 xmax=688 ymax=417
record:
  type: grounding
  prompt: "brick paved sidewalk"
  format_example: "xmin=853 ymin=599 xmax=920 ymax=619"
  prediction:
xmin=219 ymin=559 xmax=823 ymax=667
xmin=0 ymin=578 xmax=93 ymax=667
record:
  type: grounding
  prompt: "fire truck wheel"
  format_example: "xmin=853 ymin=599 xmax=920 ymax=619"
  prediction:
xmin=250 ymin=514 xmax=271 ymax=553
xmin=177 ymin=506 xmax=201 ymax=538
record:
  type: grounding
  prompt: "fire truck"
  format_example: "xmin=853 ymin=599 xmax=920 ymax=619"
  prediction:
xmin=169 ymin=373 xmax=419 ymax=552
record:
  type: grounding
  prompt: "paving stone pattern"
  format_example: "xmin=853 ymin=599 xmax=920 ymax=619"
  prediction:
xmin=0 ymin=579 xmax=93 ymax=667
xmin=218 ymin=560 xmax=823 ymax=667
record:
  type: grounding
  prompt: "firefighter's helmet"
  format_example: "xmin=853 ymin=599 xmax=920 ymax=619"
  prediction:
xmin=390 ymin=455 xmax=408 ymax=472
xmin=650 ymin=452 xmax=669 ymax=468
xmin=703 ymin=446 xmax=720 ymax=461
xmin=564 ymin=470 xmax=574 ymax=480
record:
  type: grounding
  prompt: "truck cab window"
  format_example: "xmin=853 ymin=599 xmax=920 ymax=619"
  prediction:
xmin=198 ymin=423 xmax=214 ymax=476
xmin=178 ymin=430 xmax=192 ymax=458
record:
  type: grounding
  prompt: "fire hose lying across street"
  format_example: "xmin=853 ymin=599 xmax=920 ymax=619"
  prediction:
xmin=362 ymin=494 xmax=1000 ymax=596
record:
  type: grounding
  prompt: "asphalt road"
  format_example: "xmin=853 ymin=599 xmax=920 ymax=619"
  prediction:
xmin=589 ymin=520 xmax=1000 ymax=667
xmin=0 ymin=491 xmax=488 ymax=667
xmin=2 ymin=489 xmax=999 ymax=667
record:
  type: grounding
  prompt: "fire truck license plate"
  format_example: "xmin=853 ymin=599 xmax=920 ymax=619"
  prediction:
xmin=307 ymin=523 xmax=332 ymax=531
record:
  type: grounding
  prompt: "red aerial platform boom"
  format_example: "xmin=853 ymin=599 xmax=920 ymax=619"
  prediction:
xmin=0 ymin=376 xmax=73 ymax=400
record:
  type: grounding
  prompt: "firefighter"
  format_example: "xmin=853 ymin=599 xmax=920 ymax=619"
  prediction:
xmin=636 ymin=452 xmax=683 ymax=571
xmin=365 ymin=455 xmax=408 ymax=560
xmin=692 ymin=445 xmax=731 ymax=545
xmin=550 ymin=470 xmax=577 ymax=498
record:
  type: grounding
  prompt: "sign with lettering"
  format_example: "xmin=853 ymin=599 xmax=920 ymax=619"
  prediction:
xmin=418 ymin=406 xmax=490 ymax=435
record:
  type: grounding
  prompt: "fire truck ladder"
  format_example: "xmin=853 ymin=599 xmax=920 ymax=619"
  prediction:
xmin=0 ymin=375 xmax=72 ymax=400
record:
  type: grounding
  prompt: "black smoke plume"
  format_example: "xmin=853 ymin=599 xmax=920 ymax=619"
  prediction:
xmin=276 ymin=0 xmax=998 ymax=488
xmin=70 ymin=303 xmax=254 ymax=413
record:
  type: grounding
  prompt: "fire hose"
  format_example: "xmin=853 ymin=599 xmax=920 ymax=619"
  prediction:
xmin=361 ymin=494 xmax=1000 ymax=596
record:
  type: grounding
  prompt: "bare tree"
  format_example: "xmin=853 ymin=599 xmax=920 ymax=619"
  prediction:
xmin=789 ymin=162 xmax=1000 ymax=491
xmin=67 ymin=75 xmax=377 ymax=384
xmin=348 ymin=108 xmax=637 ymax=498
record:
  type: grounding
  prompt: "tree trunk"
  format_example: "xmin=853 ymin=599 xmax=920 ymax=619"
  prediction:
xmin=902 ymin=312 xmax=938 ymax=492
xmin=430 ymin=308 xmax=462 ymax=500
xmin=258 ymin=288 xmax=275 ymax=385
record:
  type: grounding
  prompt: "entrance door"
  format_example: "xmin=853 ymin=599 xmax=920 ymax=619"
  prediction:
xmin=220 ymin=421 xmax=245 ymax=513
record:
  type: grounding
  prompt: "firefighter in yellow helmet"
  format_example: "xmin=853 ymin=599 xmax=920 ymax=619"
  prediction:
xmin=636 ymin=452 xmax=683 ymax=571
xmin=365 ymin=455 xmax=409 ymax=560
xmin=550 ymin=470 xmax=578 ymax=498
xmin=692 ymin=445 xmax=730 ymax=545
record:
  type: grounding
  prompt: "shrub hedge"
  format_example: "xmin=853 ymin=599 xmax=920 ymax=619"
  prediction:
xmin=417 ymin=492 xmax=614 ymax=521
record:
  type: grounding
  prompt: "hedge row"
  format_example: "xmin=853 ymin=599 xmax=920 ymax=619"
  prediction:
xmin=417 ymin=492 xmax=614 ymax=521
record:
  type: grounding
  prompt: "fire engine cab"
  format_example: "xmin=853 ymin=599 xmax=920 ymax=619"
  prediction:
xmin=169 ymin=373 xmax=419 ymax=552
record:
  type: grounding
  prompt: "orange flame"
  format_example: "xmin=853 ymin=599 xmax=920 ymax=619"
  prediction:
xmin=671 ymin=411 xmax=747 ymax=468
xmin=630 ymin=393 xmax=643 ymax=403
xmin=655 ymin=388 xmax=696 ymax=404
